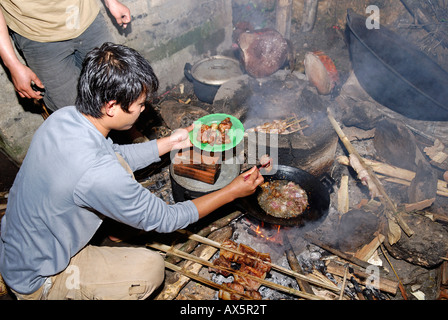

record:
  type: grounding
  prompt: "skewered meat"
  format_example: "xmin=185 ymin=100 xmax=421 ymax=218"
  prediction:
xmin=210 ymin=239 xmax=271 ymax=300
xmin=218 ymin=283 xmax=262 ymax=300
xmin=245 ymin=117 xmax=307 ymax=135
xmin=220 ymin=239 xmax=238 ymax=261
xmin=259 ymin=154 xmax=273 ymax=173
xmin=219 ymin=240 xmax=271 ymax=272
xmin=257 ymin=180 xmax=309 ymax=218
xmin=209 ymin=255 xmax=232 ymax=276
xmin=246 ymin=119 xmax=291 ymax=134
xmin=234 ymin=264 xmax=267 ymax=291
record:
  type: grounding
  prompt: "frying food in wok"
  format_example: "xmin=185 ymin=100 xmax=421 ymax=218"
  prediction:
xmin=257 ymin=180 xmax=309 ymax=219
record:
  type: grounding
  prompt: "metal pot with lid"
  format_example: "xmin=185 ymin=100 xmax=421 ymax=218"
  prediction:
xmin=184 ymin=55 xmax=243 ymax=104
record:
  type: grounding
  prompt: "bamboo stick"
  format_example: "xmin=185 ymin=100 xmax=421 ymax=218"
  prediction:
xmin=155 ymin=226 xmax=232 ymax=300
xmin=148 ymin=242 xmax=325 ymax=300
xmin=339 ymin=264 xmax=349 ymax=300
xmin=166 ymin=210 xmax=242 ymax=265
xmin=380 ymin=244 xmax=407 ymax=299
xmin=327 ymin=110 xmax=414 ymax=238
xmin=176 ymin=229 xmax=340 ymax=293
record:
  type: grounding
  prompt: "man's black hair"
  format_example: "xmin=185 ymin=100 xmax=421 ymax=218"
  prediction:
xmin=76 ymin=42 xmax=159 ymax=118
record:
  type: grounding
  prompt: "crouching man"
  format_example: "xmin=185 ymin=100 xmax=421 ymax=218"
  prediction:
xmin=0 ymin=43 xmax=263 ymax=300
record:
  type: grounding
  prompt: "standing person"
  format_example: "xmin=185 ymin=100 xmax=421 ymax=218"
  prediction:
xmin=0 ymin=42 xmax=264 ymax=300
xmin=0 ymin=0 xmax=131 ymax=112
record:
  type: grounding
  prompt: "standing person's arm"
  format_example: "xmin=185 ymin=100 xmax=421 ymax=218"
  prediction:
xmin=103 ymin=0 xmax=131 ymax=28
xmin=0 ymin=11 xmax=44 ymax=100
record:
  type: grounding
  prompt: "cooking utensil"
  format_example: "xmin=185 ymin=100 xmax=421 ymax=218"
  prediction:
xmin=237 ymin=165 xmax=332 ymax=227
xmin=184 ymin=56 xmax=243 ymax=104
xmin=346 ymin=10 xmax=448 ymax=121
xmin=243 ymin=162 xmax=271 ymax=181
xmin=189 ymin=113 xmax=245 ymax=152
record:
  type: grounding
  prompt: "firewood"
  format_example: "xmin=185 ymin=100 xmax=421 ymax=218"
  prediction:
xmin=301 ymin=0 xmax=319 ymax=32
xmin=275 ymin=0 xmax=292 ymax=39
xmin=337 ymin=175 xmax=349 ymax=214
xmin=328 ymin=110 xmax=414 ymax=243
xmin=283 ymin=233 xmax=314 ymax=294
xmin=337 ymin=155 xmax=448 ymax=197
xmin=403 ymin=198 xmax=435 ymax=212
xmin=354 ymin=234 xmax=385 ymax=262
xmin=305 ymin=235 xmax=389 ymax=277
xmin=325 ymin=260 xmax=398 ymax=295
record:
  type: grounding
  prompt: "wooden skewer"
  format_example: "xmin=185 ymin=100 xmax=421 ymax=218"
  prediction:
xmin=339 ymin=264 xmax=349 ymax=300
xmin=243 ymin=161 xmax=271 ymax=181
xmin=175 ymin=229 xmax=340 ymax=293
xmin=148 ymin=242 xmax=325 ymax=300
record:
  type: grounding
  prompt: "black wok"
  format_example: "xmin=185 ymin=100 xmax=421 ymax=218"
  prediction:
xmin=237 ymin=165 xmax=331 ymax=227
xmin=346 ymin=10 xmax=448 ymax=121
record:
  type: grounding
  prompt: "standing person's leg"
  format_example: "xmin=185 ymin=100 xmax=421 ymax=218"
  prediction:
xmin=46 ymin=245 xmax=165 ymax=300
xmin=10 ymin=13 xmax=114 ymax=111
xmin=11 ymin=33 xmax=80 ymax=111
xmin=73 ymin=12 xmax=115 ymax=68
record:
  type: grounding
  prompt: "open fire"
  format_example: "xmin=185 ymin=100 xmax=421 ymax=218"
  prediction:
xmin=247 ymin=221 xmax=282 ymax=245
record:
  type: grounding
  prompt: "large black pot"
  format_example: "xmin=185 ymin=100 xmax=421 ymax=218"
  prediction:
xmin=346 ymin=10 xmax=448 ymax=121
xmin=237 ymin=165 xmax=332 ymax=227
xmin=184 ymin=56 xmax=243 ymax=104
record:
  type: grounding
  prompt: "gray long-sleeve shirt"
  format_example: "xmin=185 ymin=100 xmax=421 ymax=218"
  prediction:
xmin=0 ymin=106 xmax=199 ymax=294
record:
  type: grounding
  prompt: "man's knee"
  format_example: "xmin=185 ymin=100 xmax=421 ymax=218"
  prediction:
xmin=129 ymin=249 xmax=165 ymax=299
xmin=139 ymin=249 xmax=164 ymax=273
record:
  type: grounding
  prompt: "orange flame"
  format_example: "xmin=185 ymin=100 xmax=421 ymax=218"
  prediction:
xmin=249 ymin=222 xmax=283 ymax=244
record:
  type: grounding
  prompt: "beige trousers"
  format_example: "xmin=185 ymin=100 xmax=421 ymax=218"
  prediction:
xmin=12 ymin=153 xmax=165 ymax=300
xmin=13 ymin=245 xmax=165 ymax=300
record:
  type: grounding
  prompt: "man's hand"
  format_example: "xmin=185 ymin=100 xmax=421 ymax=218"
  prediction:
xmin=225 ymin=166 xmax=265 ymax=199
xmin=192 ymin=166 xmax=264 ymax=219
xmin=157 ymin=124 xmax=194 ymax=157
xmin=104 ymin=0 xmax=131 ymax=28
xmin=169 ymin=124 xmax=194 ymax=151
xmin=10 ymin=63 xmax=44 ymax=100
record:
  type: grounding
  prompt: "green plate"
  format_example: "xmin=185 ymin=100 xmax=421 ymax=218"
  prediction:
xmin=189 ymin=113 xmax=245 ymax=152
